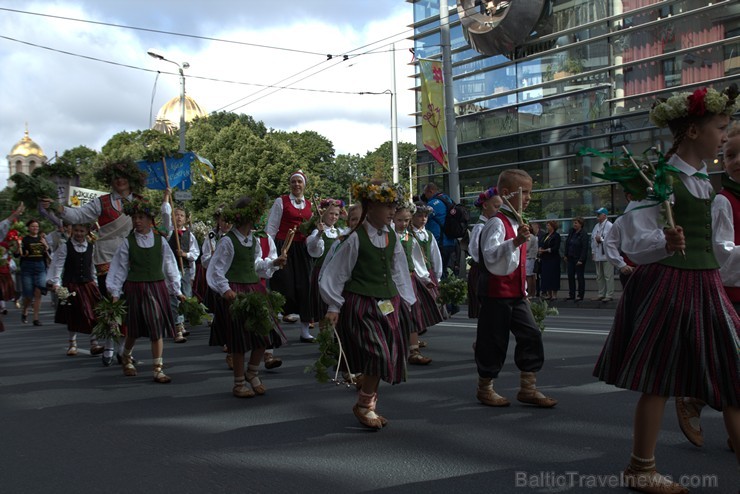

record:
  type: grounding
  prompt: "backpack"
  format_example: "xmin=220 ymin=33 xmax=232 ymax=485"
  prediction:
xmin=437 ymin=194 xmax=470 ymax=239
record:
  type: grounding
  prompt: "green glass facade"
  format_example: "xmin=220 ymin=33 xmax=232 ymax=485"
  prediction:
xmin=409 ymin=0 xmax=740 ymax=243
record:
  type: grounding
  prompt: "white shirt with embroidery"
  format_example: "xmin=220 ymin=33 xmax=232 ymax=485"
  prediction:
xmin=319 ymin=221 xmax=416 ymax=313
xmin=206 ymin=229 xmax=280 ymax=296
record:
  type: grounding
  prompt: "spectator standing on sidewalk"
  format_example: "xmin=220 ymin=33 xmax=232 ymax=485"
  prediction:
xmin=590 ymin=208 xmax=614 ymax=301
xmin=564 ymin=217 xmax=588 ymax=301
xmin=422 ymin=182 xmax=459 ymax=314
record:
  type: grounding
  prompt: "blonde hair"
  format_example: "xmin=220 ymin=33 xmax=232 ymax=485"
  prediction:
xmin=728 ymin=120 xmax=740 ymax=138
xmin=497 ymin=169 xmax=532 ymax=191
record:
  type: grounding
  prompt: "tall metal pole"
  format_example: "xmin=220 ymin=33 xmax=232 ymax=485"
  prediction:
xmin=178 ymin=66 xmax=186 ymax=153
xmin=391 ymin=43 xmax=399 ymax=183
xmin=439 ymin=0 xmax=460 ymax=202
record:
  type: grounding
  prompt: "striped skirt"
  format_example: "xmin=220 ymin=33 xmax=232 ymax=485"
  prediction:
xmin=467 ymin=262 xmax=480 ymax=319
xmin=338 ymin=292 xmax=409 ymax=384
xmin=192 ymin=260 xmax=207 ymax=303
xmin=122 ymin=280 xmax=175 ymax=341
xmin=54 ymin=281 xmax=102 ymax=334
xmin=410 ymin=273 xmax=444 ymax=334
xmin=0 ymin=272 xmax=14 ymax=301
xmin=594 ymin=264 xmax=740 ymax=410
xmin=213 ymin=282 xmax=287 ymax=354
xmin=308 ymin=263 xmax=327 ymax=322
xmin=428 ymin=272 xmax=449 ymax=319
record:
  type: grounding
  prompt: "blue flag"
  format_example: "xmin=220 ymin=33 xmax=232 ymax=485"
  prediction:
xmin=137 ymin=152 xmax=214 ymax=190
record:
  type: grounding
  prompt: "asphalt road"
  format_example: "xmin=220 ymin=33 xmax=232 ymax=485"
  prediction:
xmin=1 ymin=302 xmax=736 ymax=493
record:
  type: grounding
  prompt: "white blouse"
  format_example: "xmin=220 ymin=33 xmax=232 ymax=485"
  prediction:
xmin=48 ymin=238 xmax=96 ymax=287
xmin=106 ymin=230 xmax=182 ymax=298
xmin=306 ymin=226 xmax=340 ymax=258
xmin=265 ymin=194 xmax=308 ymax=238
xmin=479 ymin=206 xmax=522 ymax=276
xmin=205 ymin=229 xmax=280 ymax=296
xmin=411 ymin=226 xmax=443 ymax=280
xmin=319 ymin=221 xmax=416 ymax=313
xmin=468 ymin=217 xmax=488 ymax=263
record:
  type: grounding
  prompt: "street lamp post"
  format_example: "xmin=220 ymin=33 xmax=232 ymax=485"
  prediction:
xmin=147 ymin=49 xmax=189 ymax=153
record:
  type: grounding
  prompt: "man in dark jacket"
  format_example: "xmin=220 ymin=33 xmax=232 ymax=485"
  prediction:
xmin=563 ymin=217 xmax=588 ymax=301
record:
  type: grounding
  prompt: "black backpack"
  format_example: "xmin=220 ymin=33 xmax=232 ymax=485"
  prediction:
xmin=437 ymin=194 xmax=470 ymax=239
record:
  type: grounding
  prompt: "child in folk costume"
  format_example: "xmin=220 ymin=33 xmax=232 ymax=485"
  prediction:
xmin=207 ymin=196 xmax=287 ymax=398
xmin=48 ymin=223 xmax=104 ymax=356
xmin=410 ymin=201 xmax=446 ymax=335
xmin=475 ymin=169 xmax=557 ymax=409
xmin=161 ymin=198 xmax=200 ymax=343
xmin=107 ymin=199 xmax=184 ymax=384
xmin=670 ymin=121 xmax=740 ymax=455
xmin=306 ymin=199 xmax=343 ymax=325
xmin=320 ymin=180 xmax=416 ymax=429
xmin=394 ymin=202 xmax=441 ymax=365
xmin=0 ymin=243 xmax=16 ymax=316
xmin=468 ymin=187 xmax=502 ymax=318
xmin=593 ymin=86 xmax=740 ymax=493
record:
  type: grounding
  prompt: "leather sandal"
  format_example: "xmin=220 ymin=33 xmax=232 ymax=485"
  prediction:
xmin=408 ymin=350 xmax=432 ymax=365
xmin=89 ymin=344 xmax=105 ymax=356
xmin=477 ymin=378 xmax=510 ymax=407
xmin=66 ymin=344 xmax=78 ymax=356
xmin=152 ymin=363 xmax=171 ymax=383
xmin=121 ymin=353 xmax=137 ymax=377
xmin=263 ymin=353 xmax=282 ymax=370
xmin=233 ymin=381 xmax=255 ymax=398
xmin=623 ymin=465 xmax=688 ymax=494
xmin=675 ymin=397 xmax=704 ymax=447
xmin=352 ymin=404 xmax=384 ymax=429
xmin=516 ymin=390 xmax=558 ymax=408
xmin=246 ymin=374 xmax=266 ymax=395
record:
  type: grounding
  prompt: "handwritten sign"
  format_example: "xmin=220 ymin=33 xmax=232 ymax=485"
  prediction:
xmin=68 ymin=186 xmax=106 ymax=208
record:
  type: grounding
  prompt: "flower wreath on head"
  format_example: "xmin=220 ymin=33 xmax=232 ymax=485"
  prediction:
xmin=474 ymin=186 xmax=498 ymax=208
xmin=649 ymin=84 xmax=740 ymax=128
xmin=319 ymin=198 xmax=344 ymax=210
xmin=95 ymin=158 xmax=148 ymax=191
xmin=413 ymin=201 xmax=434 ymax=215
xmin=222 ymin=195 xmax=269 ymax=226
xmin=123 ymin=198 xmax=157 ymax=218
xmin=396 ymin=201 xmax=417 ymax=215
xmin=351 ymin=180 xmax=405 ymax=204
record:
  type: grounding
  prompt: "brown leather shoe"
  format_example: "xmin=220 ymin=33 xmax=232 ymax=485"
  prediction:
xmin=675 ymin=397 xmax=705 ymax=447
xmin=476 ymin=378 xmax=510 ymax=407
xmin=352 ymin=404 xmax=384 ymax=429
xmin=408 ymin=350 xmax=432 ymax=365
xmin=89 ymin=344 xmax=105 ymax=355
xmin=264 ymin=354 xmax=282 ymax=369
xmin=516 ymin=390 xmax=558 ymax=408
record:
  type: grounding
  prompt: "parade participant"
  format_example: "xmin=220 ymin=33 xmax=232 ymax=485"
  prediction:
xmin=256 ymin=232 xmax=283 ymax=370
xmin=594 ymin=85 xmax=740 ymax=492
xmin=475 ymin=169 xmax=557 ymax=409
xmin=411 ymin=201 xmax=445 ymax=326
xmin=161 ymin=197 xmax=200 ymax=343
xmin=206 ymin=196 xmax=287 ymax=398
xmin=48 ymin=223 xmax=104 ymax=357
xmin=394 ymin=202 xmax=440 ymax=365
xmin=0 ymin=204 xmax=25 ymax=332
xmin=0 ymin=244 xmax=15 ymax=317
xmin=306 ymin=198 xmax=343 ymax=325
xmin=41 ymin=158 xmax=147 ymax=366
xmin=319 ymin=179 xmax=415 ymax=429
xmin=16 ymin=219 xmax=49 ymax=326
xmin=469 ymin=187 xmax=503 ymax=316
xmin=266 ymin=170 xmax=314 ymax=342
xmin=106 ymin=199 xmax=183 ymax=384
xmin=673 ymin=120 xmax=740 ymax=453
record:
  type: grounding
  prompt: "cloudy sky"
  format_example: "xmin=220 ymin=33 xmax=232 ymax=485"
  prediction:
xmin=0 ymin=1 xmax=417 ymax=187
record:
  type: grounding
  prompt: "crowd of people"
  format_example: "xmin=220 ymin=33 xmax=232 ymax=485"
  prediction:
xmin=0 ymin=86 xmax=739 ymax=493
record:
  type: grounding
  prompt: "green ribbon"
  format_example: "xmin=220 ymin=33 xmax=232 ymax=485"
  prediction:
xmin=649 ymin=150 xmax=682 ymax=203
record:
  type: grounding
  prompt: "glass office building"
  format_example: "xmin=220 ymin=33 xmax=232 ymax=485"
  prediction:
xmin=409 ymin=0 xmax=740 ymax=237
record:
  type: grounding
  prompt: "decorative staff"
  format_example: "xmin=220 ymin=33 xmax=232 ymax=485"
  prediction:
xmin=281 ymin=226 xmax=297 ymax=257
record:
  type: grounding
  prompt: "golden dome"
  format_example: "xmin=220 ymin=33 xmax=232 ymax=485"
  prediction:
xmin=9 ymin=130 xmax=46 ymax=158
xmin=154 ymin=95 xmax=207 ymax=130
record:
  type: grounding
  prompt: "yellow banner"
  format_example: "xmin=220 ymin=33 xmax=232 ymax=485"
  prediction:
xmin=419 ymin=58 xmax=448 ymax=169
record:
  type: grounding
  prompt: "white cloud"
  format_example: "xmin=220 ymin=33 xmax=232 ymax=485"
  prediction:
xmin=0 ymin=1 xmax=416 ymax=188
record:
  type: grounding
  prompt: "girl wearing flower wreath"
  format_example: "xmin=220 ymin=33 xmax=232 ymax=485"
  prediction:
xmin=319 ymin=179 xmax=416 ymax=429
xmin=306 ymin=198 xmax=343 ymax=324
xmin=41 ymin=158 xmax=147 ymax=366
xmin=106 ymin=199 xmax=184 ymax=384
xmin=394 ymin=201 xmax=440 ymax=365
xmin=468 ymin=187 xmax=502 ymax=318
xmin=594 ymin=84 xmax=740 ymax=493
xmin=410 ymin=201 xmax=446 ymax=331
xmin=206 ymin=196 xmax=287 ymax=398
xmin=265 ymin=170 xmax=315 ymax=342
xmin=49 ymin=223 xmax=104 ymax=357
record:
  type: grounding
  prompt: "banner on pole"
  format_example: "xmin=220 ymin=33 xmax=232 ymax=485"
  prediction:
xmin=136 ymin=152 xmax=215 ymax=190
xmin=419 ymin=58 xmax=448 ymax=169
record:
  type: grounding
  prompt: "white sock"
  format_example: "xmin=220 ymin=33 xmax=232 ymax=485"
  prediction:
xmin=68 ymin=331 xmax=77 ymax=345
xmin=103 ymin=337 xmax=114 ymax=358
xmin=300 ymin=323 xmax=312 ymax=338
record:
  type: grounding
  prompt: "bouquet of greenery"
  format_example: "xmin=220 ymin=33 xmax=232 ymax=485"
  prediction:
xmin=298 ymin=216 xmax=318 ymax=237
xmin=9 ymin=173 xmax=58 ymax=209
xmin=229 ymin=290 xmax=285 ymax=336
xmin=529 ymin=298 xmax=559 ymax=332
xmin=437 ymin=268 xmax=467 ymax=306
xmin=91 ymin=297 xmax=127 ymax=342
xmin=178 ymin=295 xmax=211 ymax=326
xmin=304 ymin=318 xmax=340 ymax=383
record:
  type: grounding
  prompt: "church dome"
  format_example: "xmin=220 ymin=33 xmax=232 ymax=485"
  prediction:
xmin=153 ymin=95 xmax=207 ymax=130
xmin=9 ymin=130 xmax=46 ymax=158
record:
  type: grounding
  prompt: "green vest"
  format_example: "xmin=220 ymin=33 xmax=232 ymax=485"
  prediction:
xmin=225 ymin=231 xmax=259 ymax=284
xmin=317 ymin=232 xmax=338 ymax=265
xmin=399 ymin=232 xmax=415 ymax=273
xmin=415 ymin=231 xmax=433 ymax=272
xmin=345 ymin=226 xmax=399 ymax=299
xmin=659 ymin=174 xmax=719 ymax=270
xmin=126 ymin=232 xmax=165 ymax=282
